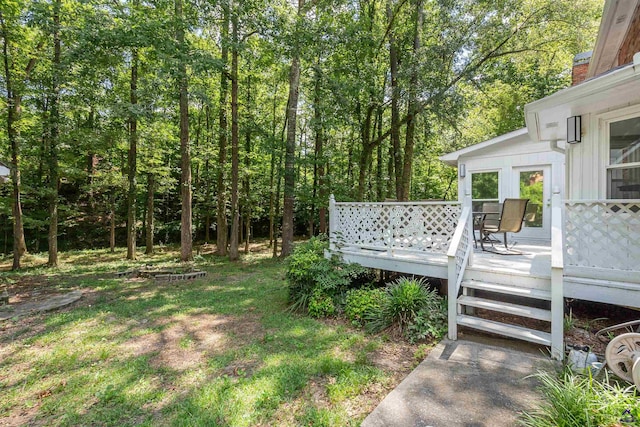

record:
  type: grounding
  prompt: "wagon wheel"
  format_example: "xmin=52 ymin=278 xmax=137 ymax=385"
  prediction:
xmin=605 ymin=333 xmax=640 ymax=383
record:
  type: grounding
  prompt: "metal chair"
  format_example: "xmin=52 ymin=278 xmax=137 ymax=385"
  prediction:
xmin=479 ymin=198 xmax=529 ymax=252
xmin=473 ymin=202 xmax=501 ymax=248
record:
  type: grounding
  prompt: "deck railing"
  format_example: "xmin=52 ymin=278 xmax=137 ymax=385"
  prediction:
xmin=328 ymin=196 xmax=461 ymax=255
xmin=564 ymin=199 xmax=640 ymax=281
xmin=446 ymin=206 xmax=473 ymax=341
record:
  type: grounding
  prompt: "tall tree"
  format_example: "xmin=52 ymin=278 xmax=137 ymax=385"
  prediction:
xmin=0 ymin=7 xmax=33 ymax=269
xmin=228 ymin=2 xmax=240 ymax=261
xmin=126 ymin=47 xmax=138 ymax=260
xmin=176 ymin=0 xmax=192 ymax=261
xmin=216 ymin=1 xmax=229 ymax=256
xmin=46 ymin=0 xmax=62 ymax=267
xmin=281 ymin=0 xmax=304 ymax=257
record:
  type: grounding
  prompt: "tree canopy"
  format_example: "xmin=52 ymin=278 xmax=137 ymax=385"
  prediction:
xmin=0 ymin=0 xmax=602 ymax=264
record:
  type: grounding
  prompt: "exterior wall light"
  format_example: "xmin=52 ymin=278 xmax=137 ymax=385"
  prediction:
xmin=567 ymin=115 xmax=582 ymax=143
xmin=459 ymin=164 xmax=466 ymax=178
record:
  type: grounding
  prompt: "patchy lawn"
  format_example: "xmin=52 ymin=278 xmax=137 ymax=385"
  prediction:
xmin=0 ymin=242 xmax=427 ymax=426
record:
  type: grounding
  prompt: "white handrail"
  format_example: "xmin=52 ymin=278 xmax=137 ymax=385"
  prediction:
xmin=447 ymin=206 xmax=473 ymax=341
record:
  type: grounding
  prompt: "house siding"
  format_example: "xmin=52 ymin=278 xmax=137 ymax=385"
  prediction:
xmin=618 ymin=3 xmax=640 ymax=66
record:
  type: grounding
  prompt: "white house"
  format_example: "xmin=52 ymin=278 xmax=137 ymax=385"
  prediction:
xmin=327 ymin=0 xmax=640 ymax=360
xmin=439 ymin=128 xmax=565 ymax=242
xmin=0 ymin=162 xmax=10 ymax=183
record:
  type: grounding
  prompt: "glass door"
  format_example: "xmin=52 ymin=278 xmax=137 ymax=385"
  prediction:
xmin=514 ymin=166 xmax=550 ymax=240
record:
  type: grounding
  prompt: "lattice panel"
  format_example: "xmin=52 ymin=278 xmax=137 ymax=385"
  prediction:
xmin=391 ymin=204 xmax=460 ymax=253
xmin=565 ymin=201 xmax=640 ymax=272
xmin=332 ymin=202 xmax=460 ymax=254
xmin=455 ymin=216 xmax=471 ymax=277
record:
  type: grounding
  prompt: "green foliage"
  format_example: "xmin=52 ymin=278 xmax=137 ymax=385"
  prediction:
xmin=367 ymin=277 xmax=430 ymax=335
xmin=286 ymin=237 xmax=374 ymax=315
xmin=308 ymin=289 xmax=336 ymax=318
xmin=519 ymin=370 xmax=640 ymax=427
xmin=344 ymin=288 xmax=386 ymax=327
xmin=406 ymin=295 xmax=448 ymax=343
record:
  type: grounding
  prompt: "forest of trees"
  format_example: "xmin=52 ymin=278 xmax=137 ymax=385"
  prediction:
xmin=1 ymin=0 xmax=601 ymax=268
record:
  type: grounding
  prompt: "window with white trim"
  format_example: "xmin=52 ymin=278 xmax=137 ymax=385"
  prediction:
xmin=607 ymin=116 xmax=640 ymax=199
xmin=471 ymin=171 xmax=499 ymax=211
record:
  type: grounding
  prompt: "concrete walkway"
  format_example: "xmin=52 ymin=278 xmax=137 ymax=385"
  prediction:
xmin=362 ymin=337 xmax=555 ymax=427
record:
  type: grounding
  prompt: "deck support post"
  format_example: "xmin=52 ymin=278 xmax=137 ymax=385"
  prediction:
xmin=550 ymin=187 xmax=564 ymax=360
xmin=447 ymin=256 xmax=457 ymax=340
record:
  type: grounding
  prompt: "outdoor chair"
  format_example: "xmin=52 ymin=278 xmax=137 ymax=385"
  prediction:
xmin=473 ymin=202 xmax=501 ymax=248
xmin=479 ymin=198 xmax=529 ymax=253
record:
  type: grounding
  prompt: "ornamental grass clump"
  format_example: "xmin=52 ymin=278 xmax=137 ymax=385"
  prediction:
xmin=519 ymin=369 xmax=640 ymax=427
xmin=367 ymin=277 xmax=446 ymax=339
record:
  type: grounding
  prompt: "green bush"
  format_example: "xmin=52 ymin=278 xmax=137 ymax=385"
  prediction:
xmin=344 ymin=288 xmax=385 ymax=327
xmin=367 ymin=277 xmax=430 ymax=335
xmin=308 ymin=289 xmax=336 ymax=318
xmin=286 ymin=236 xmax=374 ymax=315
xmin=519 ymin=369 xmax=640 ymax=427
xmin=406 ymin=294 xmax=448 ymax=343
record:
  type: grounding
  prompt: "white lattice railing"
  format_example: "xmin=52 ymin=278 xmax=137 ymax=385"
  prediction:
xmin=328 ymin=196 xmax=461 ymax=255
xmin=564 ymin=200 xmax=640 ymax=277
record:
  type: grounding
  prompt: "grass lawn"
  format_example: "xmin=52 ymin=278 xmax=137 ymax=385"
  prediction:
xmin=0 ymin=241 xmax=426 ymax=426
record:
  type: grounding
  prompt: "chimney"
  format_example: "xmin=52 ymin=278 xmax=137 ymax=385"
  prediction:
xmin=571 ymin=51 xmax=592 ymax=85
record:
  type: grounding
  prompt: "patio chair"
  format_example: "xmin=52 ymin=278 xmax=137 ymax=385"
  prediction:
xmin=479 ymin=198 xmax=529 ymax=253
xmin=473 ymin=202 xmax=501 ymax=248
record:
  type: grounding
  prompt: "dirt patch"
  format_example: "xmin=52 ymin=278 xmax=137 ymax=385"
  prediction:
xmin=122 ymin=313 xmax=264 ymax=372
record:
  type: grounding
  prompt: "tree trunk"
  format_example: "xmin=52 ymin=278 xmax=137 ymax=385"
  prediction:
xmin=145 ymin=173 xmax=154 ymax=254
xmin=243 ymin=76 xmax=252 ymax=254
xmin=176 ymin=0 xmax=192 ymax=262
xmin=127 ymin=48 xmax=138 ymax=259
xmin=229 ymin=5 xmax=240 ymax=261
xmin=387 ymin=0 xmax=402 ymax=200
xmin=1 ymin=13 xmax=28 ymax=270
xmin=399 ymin=0 xmax=423 ymax=201
xmin=281 ymin=0 xmax=304 ymax=258
xmin=216 ymin=3 xmax=229 ymax=256
xmin=47 ymin=0 xmax=61 ymax=267
xmin=110 ymin=194 xmax=116 ymax=253
xmin=357 ymin=105 xmax=375 ymax=201
xmin=376 ymin=107 xmax=384 ymax=201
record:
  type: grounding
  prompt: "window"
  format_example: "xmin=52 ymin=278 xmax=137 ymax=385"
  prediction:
xmin=519 ymin=170 xmax=543 ymax=227
xmin=471 ymin=171 xmax=499 ymax=211
xmin=607 ymin=116 xmax=640 ymax=199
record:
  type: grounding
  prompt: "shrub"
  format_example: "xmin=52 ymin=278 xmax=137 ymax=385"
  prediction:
xmin=344 ymin=288 xmax=385 ymax=327
xmin=367 ymin=277 xmax=430 ymax=335
xmin=286 ymin=236 xmax=374 ymax=314
xmin=308 ymin=289 xmax=336 ymax=318
xmin=406 ymin=294 xmax=448 ymax=343
xmin=519 ymin=369 xmax=640 ymax=427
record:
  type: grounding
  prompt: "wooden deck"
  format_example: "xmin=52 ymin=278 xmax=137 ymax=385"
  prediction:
xmin=335 ymin=240 xmax=551 ymax=284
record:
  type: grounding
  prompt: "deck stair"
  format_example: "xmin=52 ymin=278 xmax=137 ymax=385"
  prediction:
xmin=457 ymin=279 xmax=552 ymax=346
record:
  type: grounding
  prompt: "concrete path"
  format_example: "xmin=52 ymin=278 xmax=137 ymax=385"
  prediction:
xmin=362 ymin=338 xmax=555 ymax=427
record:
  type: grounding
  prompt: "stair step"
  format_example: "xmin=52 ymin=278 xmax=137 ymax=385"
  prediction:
xmin=462 ymin=280 xmax=551 ymax=301
xmin=457 ymin=314 xmax=551 ymax=346
xmin=457 ymin=295 xmax=551 ymax=321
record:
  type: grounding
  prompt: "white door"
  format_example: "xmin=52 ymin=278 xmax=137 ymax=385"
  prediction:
xmin=512 ymin=166 xmax=551 ymax=241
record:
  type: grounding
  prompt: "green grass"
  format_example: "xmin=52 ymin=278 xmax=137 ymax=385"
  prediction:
xmin=519 ymin=369 xmax=640 ymax=427
xmin=0 ymin=243 xmax=421 ymax=426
